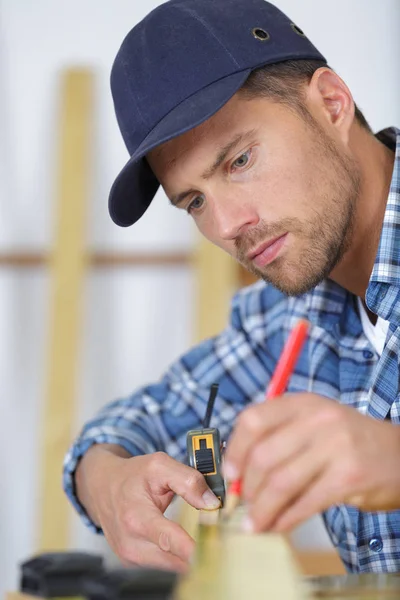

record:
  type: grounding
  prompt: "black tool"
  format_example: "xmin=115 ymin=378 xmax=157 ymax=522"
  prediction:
xmin=83 ymin=567 xmax=177 ymax=600
xmin=20 ymin=551 xmax=104 ymax=597
xmin=186 ymin=383 xmax=226 ymax=507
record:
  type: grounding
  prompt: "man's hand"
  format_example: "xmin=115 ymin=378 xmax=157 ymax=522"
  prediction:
xmin=224 ymin=393 xmax=400 ymax=533
xmin=75 ymin=445 xmax=220 ymax=572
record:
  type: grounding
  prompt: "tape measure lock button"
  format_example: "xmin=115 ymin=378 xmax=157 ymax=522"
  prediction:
xmin=195 ymin=441 xmax=215 ymax=474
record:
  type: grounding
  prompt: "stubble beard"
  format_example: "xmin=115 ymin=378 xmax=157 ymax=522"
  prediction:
xmin=235 ymin=125 xmax=361 ymax=297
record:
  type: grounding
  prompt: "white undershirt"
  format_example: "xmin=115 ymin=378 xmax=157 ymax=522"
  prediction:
xmin=357 ymin=297 xmax=390 ymax=357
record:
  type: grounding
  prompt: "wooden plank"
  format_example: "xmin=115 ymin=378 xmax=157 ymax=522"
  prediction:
xmin=175 ymin=506 xmax=311 ymax=600
xmin=91 ymin=251 xmax=190 ymax=267
xmin=193 ymin=237 xmax=238 ymax=341
xmin=37 ymin=69 xmax=93 ymax=551
xmin=237 ymin=263 xmax=259 ymax=288
xmin=297 ymin=551 xmax=346 ymax=577
xmin=0 ymin=251 xmax=191 ymax=268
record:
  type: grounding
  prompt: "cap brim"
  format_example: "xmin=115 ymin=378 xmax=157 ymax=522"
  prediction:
xmin=109 ymin=69 xmax=252 ymax=227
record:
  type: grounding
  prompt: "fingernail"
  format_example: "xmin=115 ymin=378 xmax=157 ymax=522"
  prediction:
xmin=202 ymin=490 xmax=221 ymax=509
xmin=242 ymin=516 xmax=254 ymax=533
xmin=158 ymin=531 xmax=171 ymax=552
xmin=223 ymin=462 xmax=238 ymax=480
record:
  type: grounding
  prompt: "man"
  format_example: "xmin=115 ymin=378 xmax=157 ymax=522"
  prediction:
xmin=64 ymin=0 xmax=400 ymax=575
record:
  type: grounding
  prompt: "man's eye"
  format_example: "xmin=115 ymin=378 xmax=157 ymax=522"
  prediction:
xmin=232 ymin=150 xmax=251 ymax=170
xmin=187 ymin=195 xmax=204 ymax=213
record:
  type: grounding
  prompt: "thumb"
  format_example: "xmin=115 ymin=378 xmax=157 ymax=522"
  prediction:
xmin=158 ymin=456 xmax=221 ymax=510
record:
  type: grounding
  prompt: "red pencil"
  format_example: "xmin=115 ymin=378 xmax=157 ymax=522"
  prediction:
xmin=224 ymin=319 xmax=309 ymax=517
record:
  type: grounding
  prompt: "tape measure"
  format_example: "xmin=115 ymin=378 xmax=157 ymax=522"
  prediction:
xmin=186 ymin=384 xmax=226 ymax=507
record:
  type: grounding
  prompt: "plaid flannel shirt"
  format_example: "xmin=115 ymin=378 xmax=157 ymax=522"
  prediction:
xmin=64 ymin=127 xmax=400 ymax=573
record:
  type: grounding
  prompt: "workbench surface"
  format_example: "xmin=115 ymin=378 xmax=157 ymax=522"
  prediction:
xmin=8 ymin=574 xmax=400 ymax=599
xmin=310 ymin=573 xmax=400 ymax=598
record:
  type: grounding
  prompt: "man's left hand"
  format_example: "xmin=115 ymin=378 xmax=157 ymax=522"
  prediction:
xmin=224 ymin=393 xmax=400 ymax=532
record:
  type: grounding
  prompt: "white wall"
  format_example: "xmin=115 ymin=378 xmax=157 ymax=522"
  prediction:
xmin=0 ymin=0 xmax=399 ymax=594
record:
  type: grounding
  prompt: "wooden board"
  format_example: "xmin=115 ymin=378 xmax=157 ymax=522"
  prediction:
xmin=38 ymin=68 xmax=93 ymax=551
xmin=175 ymin=506 xmax=400 ymax=598
xmin=193 ymin=237 xmax=238 ymax=341
xmin=175 ymin=506 xmax=311 ymax=600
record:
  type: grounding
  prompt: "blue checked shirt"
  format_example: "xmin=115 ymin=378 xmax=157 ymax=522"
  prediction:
xmin=64 ymin=127 xmax=400 ymax=573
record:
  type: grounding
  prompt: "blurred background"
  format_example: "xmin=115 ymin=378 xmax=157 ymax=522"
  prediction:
xmin=0 ymin=0 xmax=399 ymax=595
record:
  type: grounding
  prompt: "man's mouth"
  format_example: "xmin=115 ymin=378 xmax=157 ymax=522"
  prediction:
xmin=247 ymin=233 xmax=288 ymax=268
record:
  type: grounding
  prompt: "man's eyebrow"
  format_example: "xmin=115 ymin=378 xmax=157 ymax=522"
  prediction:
xmin=169 ymin=129 xmax=256 ymax=208
xmin=169 ymin=187 xmax=198 ymax=208
xmin=201 ymin=130 xmax=256 ymax=180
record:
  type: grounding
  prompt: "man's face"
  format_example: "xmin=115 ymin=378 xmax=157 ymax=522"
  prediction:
xmin=148 ymin=93 xmax=361 ymax=296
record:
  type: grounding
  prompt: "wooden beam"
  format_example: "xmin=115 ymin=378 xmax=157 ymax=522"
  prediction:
xmin=295 ymin=550 xmax=346 ymax=576
xmin=0 ymin=251 xmax=191 ymax=268
xmin=193 ymin=237 xmax=238 ymax=341
xmin=237 ymin=263 xmax=259 ymax=288
xmin=0 ymin=252 xmax=48 ymax=267
xmin=175 ymin=507 xmax=311 ymax=600
xmin=38 ymin=68 xmax=93 ymax=551
xmin=90 ymin=251 xmax=190 ymax=267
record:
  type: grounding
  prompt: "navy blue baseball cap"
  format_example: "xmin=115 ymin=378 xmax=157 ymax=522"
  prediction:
xmin=109 ymin=0 xmax=327 ymax=227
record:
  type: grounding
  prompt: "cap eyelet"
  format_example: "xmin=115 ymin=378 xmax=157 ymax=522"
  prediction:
xmin=252 ymin=27 xmax=270 ymax=41
xmin=291 ymin=23 xmax=306 ymax=37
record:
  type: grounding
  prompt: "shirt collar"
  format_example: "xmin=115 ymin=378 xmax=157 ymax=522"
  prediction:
xmin=303 ymin=127 xmax=400 ymax=330
xmin=365 ymin=127 xmax=400 ymax=321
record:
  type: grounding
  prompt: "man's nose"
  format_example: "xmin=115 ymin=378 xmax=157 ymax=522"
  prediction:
xmin=212 ymin=196 xmax=259 ymax=241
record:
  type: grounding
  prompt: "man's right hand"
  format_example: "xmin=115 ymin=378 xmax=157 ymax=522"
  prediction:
xmin=75 ymin=444 xmax=220 ymax=572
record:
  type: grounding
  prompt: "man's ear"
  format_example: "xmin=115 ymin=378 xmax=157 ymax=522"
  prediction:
xmin=307 ymin=67 xmax=355 ymax=143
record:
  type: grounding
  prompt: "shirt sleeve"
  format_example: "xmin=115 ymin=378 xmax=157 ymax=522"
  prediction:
xmin=63 ymin=282 xmax=282 ymax=531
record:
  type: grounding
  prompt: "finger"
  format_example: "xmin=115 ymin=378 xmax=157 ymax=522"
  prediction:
xmin=272 ymin=472 xmax=347 ymax=533
xmin=149 ymin=453 xmax=220 ymax=510
xmin=241 ymin=420 xmax=311 ymax=502
xmin=119 ymin=538 xmax=190 ymax=573
xmin=101 ymin=521 xmax=190 ymax=574
xmin=224 ymin=395 xmax=299 ymax=479
xmin=134 ymin=508 xmax=196 ymax=563
xmin=248 ymin=448 xmax=326 ymax=532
